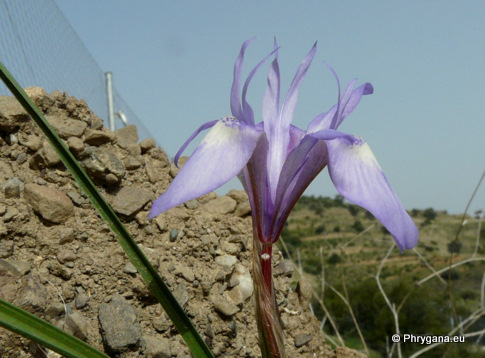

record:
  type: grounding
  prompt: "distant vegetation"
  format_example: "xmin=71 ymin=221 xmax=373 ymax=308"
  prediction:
xmin=278 ymin=195 xmax=485 ymax=358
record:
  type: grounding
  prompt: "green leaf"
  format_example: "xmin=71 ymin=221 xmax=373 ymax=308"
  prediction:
xmin=0 ymin=298 xmax=108 ymax=358
xmin=0 ymin=61 xmax=214 ymax=358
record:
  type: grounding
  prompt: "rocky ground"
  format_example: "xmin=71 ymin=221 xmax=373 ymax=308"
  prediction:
xmin=0 ymin=88 xmax=365 ymax=357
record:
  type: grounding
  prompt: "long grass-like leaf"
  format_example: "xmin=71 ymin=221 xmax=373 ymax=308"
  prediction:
xmin=0 ymin=61 xmax=214 ymax=358
xmin=0 ymin=298 xmax=108 ymax=358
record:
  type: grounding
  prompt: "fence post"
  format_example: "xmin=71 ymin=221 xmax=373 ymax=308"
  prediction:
xmin=105 ymin=72 xmax=115 ymax=131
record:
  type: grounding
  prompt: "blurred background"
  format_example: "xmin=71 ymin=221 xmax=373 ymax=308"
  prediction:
xmin=1 ymin=0 xmax=484 ymax=214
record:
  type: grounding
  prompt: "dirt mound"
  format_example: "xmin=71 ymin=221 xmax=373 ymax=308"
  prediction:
xmin=0 ymin=88 xmax=364 ymax=357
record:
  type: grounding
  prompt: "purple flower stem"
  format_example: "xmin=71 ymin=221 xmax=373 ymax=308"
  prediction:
xmin=252 ymin=225 xmax=286 ymax=357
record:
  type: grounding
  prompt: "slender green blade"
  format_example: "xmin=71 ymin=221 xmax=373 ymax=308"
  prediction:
xmin=0 ymin=61 xmax=214 ymax=358
xmin=0 ymin=298 xmax=108 ymax=358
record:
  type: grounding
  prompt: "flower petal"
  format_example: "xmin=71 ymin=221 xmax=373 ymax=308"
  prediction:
xmin=265 ymin=43 xmax=317 ymax=202
xmin=149 ymin=117 xmax=263 ymax=218
xmin=323 ymin=135 xmax=418 ymax=251
xmin=241 ymin=45 xmax=279 ymax=124
xmin=238 ymin=132 xmax=271 ymax=241
xmin=231 ymin=38 xmax=255 ymax=122
xmin=269 ymin=135 xmax=327 ymax=241
xmin=307 ymin=74 xmax=373 ymax=133
xmin=280 ymin=42 xmax=317 ymax=127
xmin=262 ymin=41 xmax=280 ymax=126
xmin=174 ymin=119 xmax=219 ymax=167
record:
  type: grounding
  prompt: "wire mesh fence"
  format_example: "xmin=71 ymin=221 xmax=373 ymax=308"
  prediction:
xmin=0 ymin=0 xmax=152 ymax=140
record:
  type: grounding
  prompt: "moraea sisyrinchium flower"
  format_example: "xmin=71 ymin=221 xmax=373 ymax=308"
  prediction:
xmin=150 ymin=38 xmax=418 ymax=357
xmin=149 ymin=38 xmax=418 ymax=252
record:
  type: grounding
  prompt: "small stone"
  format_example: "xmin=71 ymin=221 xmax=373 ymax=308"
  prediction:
xmin=75 ymin=292 xmax=90 ymax=309
xmin=42 ymin=141 xmax=61 ymax=167
xmin=83 ymin=128 xmax=115 ymax=145
xmin=48 ymin=263 xmax=72 ymax=280
xmin=45 ymin=303 xmax=65 ymax=319
xmin=0 ymin=259 xmax=31 ymax=276
xmin=204 ymin=196 xmax=237 ymax=215
xmin=58 ymin=227 xmax=75 ymax=244
xmin=64 ymin=312 xmax=89 ymax=341
xmin=15 ymin=274 xmax=48 ymax=314
xmin=154 ymin=216 xmax=167 ymax=232
xmin=173 ymin=283 xmax=189 ymax=308
xmin=16 ymin=152 xmax=28 ymax=164
xmin=215 ymin=254 xmax=238 ymax=272
xmin=3 ymin=207 xmax=18 ymax=222
xmin=98 ymin=295 xmax=141 ymax=353
xmin=2 ymin=177 xmax=24 ymax=198
xmin=81 ymin=147 xmax=125 ymax=185
xmin=274 ymin=259 xmax=294 ymax=277
xmin=24 ymin=184 xmax=74 ymax=223
xmin=231 ymin=264 xmax=253 ymax=301
xmin=294 ymin=334 xmax=312 ymax=348
xmin=123 ymin=156 xmax=142 ymax=170
xmin=105 ymin=173 xmax=119 ymax=185
xmin=114 ymin=125 xmax=139 ymax=149
xmin=0 ymin=240 xmax=14 ymax=258
xmin=221 ymin=242 xmax=240 ymax=255
xmin=235 ymin=201 xmax=252 ymax=217
xmin=227 ymin=189 xmax=248 ymax=203
xmin=296 ymin=277 xmax=313 ymax=309
xmin=57 ymin=249 xmax=76 ymax=264
xmin=169 ymin=229 xmax=178 ymax=242
xmin=142 ymin=335 xmax=171 ymax=358
xmin=123 ymin=262 xmax=138 ymax=275
xmin=19 ymin=134 xmax=42 ymax=151
xmin=67 ymin=136 xmax=84 ymax=156
xmin=144 ymin=158 xmax=158 ymax=184
xmin=67 ymin=190 xmax=87 ymax=206
xmin=184 ymin=199 xmax=199 ymax=209
xmin=176 ymin=264 xmax=195 ymax=282
xmin=111 ymin=186 xmax=152 ymax=217
xmin=163 ymin=208 xmax=187 ymax=221
xmin=25 ymin=87 xmax=47 ymax=106
xmin=139 ymin=138 xmax=156 ymax=153
xmin=45 ymin=114 xmax=87 ymax=138
xmin=212 ymin=294 xmax=240 ymax=317
xmin=0 ymin=96 xmax=29 ymax=132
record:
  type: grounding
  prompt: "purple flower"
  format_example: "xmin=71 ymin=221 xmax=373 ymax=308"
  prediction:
xmin=150 ymin=39 xmax=418 ymax=252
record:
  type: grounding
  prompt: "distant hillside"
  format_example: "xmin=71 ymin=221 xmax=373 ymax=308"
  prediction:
xmin=279 ymin=195 xmax=485 ymax=358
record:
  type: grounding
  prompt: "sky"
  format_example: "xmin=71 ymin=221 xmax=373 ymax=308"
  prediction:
xmin=51 ymin=1 xmax=485 ymax=215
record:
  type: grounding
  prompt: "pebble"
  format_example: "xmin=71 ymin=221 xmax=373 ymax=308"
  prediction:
xmin=75 ymin=292 xmax=90 ymax=309
xmin=45 ymin=114 xmax=87 ymax=138
xmin=274 ymin=259 xmax=294 ymax=277
xmin=98 ymin=295 xmax=141 ymax=353
xmin=169 ymin=229 xmax=178 ymax=242
xmin=2 ymin=177 xmax=23 ymax=198
xmin=114 ymin=125 xmax=139 ymax=149
xmin=123 ymin=262 xmax=138 ymax=275
xmin=83 ymin=128 xmax=114 ymax=146
xmin=204 ymin=196 xmax=237 ymax=215
xmin=0 ymin=240 xmax=14 ymax=258
xmin=67 ymin=136 xmax=84 ymax=156
xmin=0 ymin=259 xmax=31 ymax=276
xmin=142 ymin=335 xmax=171 ymax=358
xmin=211 ymin=294 xmax=240 ymax=317
xmin=81 ymin=147 xmax=125 ymax=185
xmin=111 ymin=186 xmax=152 ymax=216
xmin=57 ymin=249 xmax=77 ymax=264
xmin=215 ymin=254 xmax=238 ymax=272
xmin=294 ymin=333 xmax=312 ymax=347
xmin=64 ymin=312 xmax=89 ymax=341
xmin=24 ymin=183 xmax=74 ymax=223
xmin=139 ymin=138 xmax=156 ymax=153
